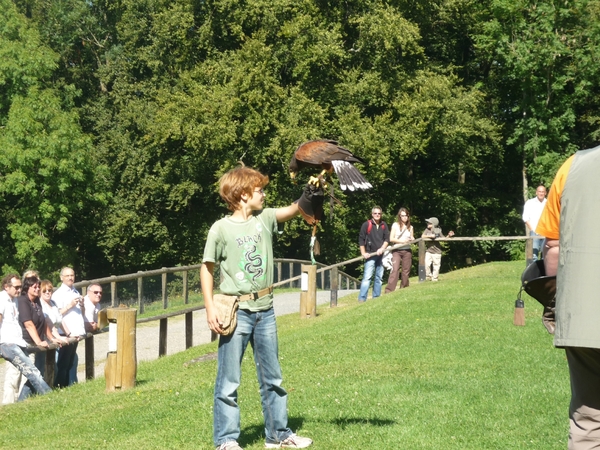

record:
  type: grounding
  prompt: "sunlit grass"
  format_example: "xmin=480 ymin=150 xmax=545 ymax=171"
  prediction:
xmin=0 ymin=261 xmax=568 ymax=449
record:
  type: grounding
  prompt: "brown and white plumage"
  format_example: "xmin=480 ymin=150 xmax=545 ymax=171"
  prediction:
xmin=289 ymin=140 xmax=372 ymax=191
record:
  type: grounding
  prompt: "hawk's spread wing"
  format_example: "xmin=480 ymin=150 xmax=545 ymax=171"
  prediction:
xmin=289 ymin=140 xmax=372 ymax=191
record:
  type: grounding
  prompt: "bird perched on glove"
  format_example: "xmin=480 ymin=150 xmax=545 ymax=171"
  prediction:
xmin=289 ymin=139 xmax=372 ymax=191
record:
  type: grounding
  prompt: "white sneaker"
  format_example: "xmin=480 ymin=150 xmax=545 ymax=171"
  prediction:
xmin=265 ymin=434 xmax=313 ymax=448
xmin=216 ymin=441 xmax=243 ymax=450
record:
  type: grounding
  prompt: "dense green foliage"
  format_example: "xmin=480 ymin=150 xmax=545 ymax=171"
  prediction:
xmin=0 ymin=262 xmax=569 ymax=448
xmin=1 ymin=0 xmax=599 ymax=277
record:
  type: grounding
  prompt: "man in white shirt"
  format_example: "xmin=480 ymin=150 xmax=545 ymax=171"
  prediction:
xmin=522 ymin=185 xmax=547 ymax=261
xmin=0 ymin=273 xmax=51 ymax=401
xmin=52 ymin=267 xmax=85 ymax=387
xmin=83 ymin=283 xmax=103 ymax=332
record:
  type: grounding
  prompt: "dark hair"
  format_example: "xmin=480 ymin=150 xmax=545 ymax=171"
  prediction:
xmin=2 ymin=273 xmax=20 ymax=290
xmin=397 ymin=207 xmax=411 ymax=229
xmin=22 ymin=276 xmax=41 ymax=294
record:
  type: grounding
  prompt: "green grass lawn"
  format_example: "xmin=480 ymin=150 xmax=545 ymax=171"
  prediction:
xmin=0 ymin=261 xmax=568 ymax=449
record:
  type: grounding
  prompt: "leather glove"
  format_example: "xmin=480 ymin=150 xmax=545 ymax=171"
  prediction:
xmin=296 ymin=183 xmax=324 ymax=226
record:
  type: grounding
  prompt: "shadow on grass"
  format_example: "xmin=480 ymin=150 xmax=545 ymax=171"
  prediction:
xmin=239 ymin=416 xmax=307 ymax=447
xmin=331 ymin=417 xmax=396 ymax=429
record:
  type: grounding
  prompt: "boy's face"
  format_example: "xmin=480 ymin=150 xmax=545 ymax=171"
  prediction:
xmin=248 ymin=186 xmax=265 ymax=210
xmin=427 ymin=222 xmax=433 ymax=229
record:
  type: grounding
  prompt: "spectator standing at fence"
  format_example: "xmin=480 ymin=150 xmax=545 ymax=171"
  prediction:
xmin=1 ymin=274 xmax=23 ymax=404
xmin=83 ymin=284 xmax=103 ymax=333
xmin=40 ymin=280 xmax=70 ymax=344
xmin=358 ymin=206 xmax=390 ymax=302
xmin=385 ymin=207 xmax=414 ymax=293
xmin=17 ymin=276 xmax=57 ymax=399
xmin=52 ymin=267 xmax=85 ymax=387
xmin=0 ymin=274 xmax=51 ymax=402
xmin=200 ymin=166 xmax=314 ymax=450
xmin=422 ymin=217 xmax=454 ymax=282
xmin=522 ymin=185 xmax=547 ymax=262
xmin=536 ymin=146 xmax=600 ymax=449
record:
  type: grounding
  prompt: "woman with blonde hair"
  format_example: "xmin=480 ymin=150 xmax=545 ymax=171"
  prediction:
xmin=385 ymin=207 xmax=414 ymax=293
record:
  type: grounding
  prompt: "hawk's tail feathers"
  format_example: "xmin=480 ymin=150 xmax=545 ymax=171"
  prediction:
xmin=332 ymin=160 xmax=372 ymax=191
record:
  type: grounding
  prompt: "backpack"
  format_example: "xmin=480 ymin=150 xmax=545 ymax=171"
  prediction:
xmin=367 ymin=219 xmax=385 ymax=234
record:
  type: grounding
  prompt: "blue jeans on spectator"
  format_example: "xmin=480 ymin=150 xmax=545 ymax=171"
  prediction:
xmin=358 ymin=255 xmax=384 ymax=301
xmin=0 ymin=343 xmax=51 ymax=401
xmin=55 ymin=340 xmax=78 ymax=388
xmin=530 ymin=230 xmax=543 ymax=261
xmin=213 ymin=307 xmax=292 ymax=447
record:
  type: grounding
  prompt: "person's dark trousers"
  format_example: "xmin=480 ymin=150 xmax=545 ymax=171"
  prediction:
xmin=55 ymin=340 xmax=78 ymax=388
xmin=565 ymin=347 xmax=600 ymax=449
xmin=385 ymin=249 xmax=412 ymax=293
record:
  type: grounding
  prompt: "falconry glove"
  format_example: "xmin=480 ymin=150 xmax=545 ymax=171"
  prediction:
xmin=296 ymin=183 xmax=325 ymax=226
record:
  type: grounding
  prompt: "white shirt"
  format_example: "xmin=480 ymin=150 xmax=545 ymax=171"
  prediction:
xmin=42 ymin=299 xmax=63 ymax=327
xmin=522 ymin=197 xmax=547 ymax=232
xmin=52 ymin=284 xmax=86 ymax=336
xmin=0 ymin=290 xmax=28 ymax=347
xmin=82 ymin=295 xmax=100 ymax=324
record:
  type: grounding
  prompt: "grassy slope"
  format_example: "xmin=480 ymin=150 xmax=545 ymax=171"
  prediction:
xmin=0 ymin=261 xmax=568 ymax=449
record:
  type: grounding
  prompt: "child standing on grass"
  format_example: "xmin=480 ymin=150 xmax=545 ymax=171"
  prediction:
xmin=421 ymin=217 xmax=454 ymax=281
xmin=200 ymin=166 xmax=315 ymax=450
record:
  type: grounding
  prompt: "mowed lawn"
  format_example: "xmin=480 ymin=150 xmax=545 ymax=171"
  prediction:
xmin=0 ymin=261 xmax=568 ymax=449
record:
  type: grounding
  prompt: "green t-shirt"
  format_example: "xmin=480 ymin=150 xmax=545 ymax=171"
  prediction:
xmin=203 ymin=208 xmax=278 ymax=311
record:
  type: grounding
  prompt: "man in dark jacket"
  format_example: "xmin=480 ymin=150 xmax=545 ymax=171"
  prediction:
xmin=358 ymin=206 xmax=390 ymax=302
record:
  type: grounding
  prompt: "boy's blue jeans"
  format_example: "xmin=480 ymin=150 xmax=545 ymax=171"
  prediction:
xmin=213 ymin=307 xmax=292 ymax=446
xmin=358 ymin=255 xmax=384 ymax=301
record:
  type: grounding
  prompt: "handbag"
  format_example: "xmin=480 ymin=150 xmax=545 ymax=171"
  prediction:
xmin=212 ymin=294 xmax=239 ymax=336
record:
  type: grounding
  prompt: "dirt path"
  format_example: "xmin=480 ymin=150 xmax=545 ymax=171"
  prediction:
xmin=1 ymin=290 xmax=357 ymax=400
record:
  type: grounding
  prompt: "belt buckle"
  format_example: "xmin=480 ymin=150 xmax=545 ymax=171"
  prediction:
xmin=252 ymin=291 xmax=259 ymax=300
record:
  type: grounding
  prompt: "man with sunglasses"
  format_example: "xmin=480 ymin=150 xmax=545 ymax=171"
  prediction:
xmin=358 ymin=206 xmax=390 ymax=302
xmin=0 ymin=273 xmax=51 ymax=402
xmin=83 ymin=284 xmax=103 ymax=332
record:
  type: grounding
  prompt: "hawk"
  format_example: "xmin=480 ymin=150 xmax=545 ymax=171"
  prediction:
xmin=289 ymin=140 xmax=372 ymax=191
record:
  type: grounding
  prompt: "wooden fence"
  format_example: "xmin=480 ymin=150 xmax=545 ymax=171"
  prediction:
xmin=21 ymin=235 xmax=538 ymax=387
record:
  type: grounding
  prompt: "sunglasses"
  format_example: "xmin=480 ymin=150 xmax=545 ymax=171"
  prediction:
xmin=42 ymin=289 xmax=53 ymax=294
xmin=92 ymin=291 xmax=103 ymax=295
xmin=11 ymin=285 xmax=22 ymax=290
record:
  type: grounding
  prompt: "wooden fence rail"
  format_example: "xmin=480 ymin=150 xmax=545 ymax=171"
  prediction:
xmin=11 ymin=235 xmax=537 ymax=387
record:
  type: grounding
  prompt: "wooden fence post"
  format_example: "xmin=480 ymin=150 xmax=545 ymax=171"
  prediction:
xmin=299 ymin=264 xmax=317 ymax=318
xmin=162 ymin=270 xmax=168 ymax=309
xmin=111 ymin=277 xmax=117 ymax=306
xmin=418 ymin=240 xmax=426 ymax=282
xmin=183 ymin=270 xmax=189 ymax=304
xmin=330 ymin=266 xmax=338 ymax=307
xmin=525 ymin=236 xmax=533 ymax=267
xmin=137 ymin=272 xmax=144 ymax=314
xmin=105 ymin=307 xmax=137 ymax=392
xmin=85 ymin=335 xmax=95 ymax=380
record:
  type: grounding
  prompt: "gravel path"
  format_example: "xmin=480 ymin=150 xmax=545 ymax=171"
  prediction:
xmin=0 ymin=289 xmax=357 ymax=400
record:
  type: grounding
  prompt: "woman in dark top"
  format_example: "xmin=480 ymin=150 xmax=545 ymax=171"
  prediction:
xmin=17 ymin=276 xmax=56 ymax=398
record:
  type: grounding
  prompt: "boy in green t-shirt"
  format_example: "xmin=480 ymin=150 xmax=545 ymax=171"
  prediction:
xmin=201 ymin=166 xmax=315 ymax=450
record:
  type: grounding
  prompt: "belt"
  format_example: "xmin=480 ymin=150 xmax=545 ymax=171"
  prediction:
xmin=237 ymin=286 xmax=274 ymax=301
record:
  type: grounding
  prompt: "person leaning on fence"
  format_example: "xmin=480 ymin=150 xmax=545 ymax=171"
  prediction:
xmin=358 ymin=206 xmax=390 ymax=302
xmin=200 ymin=166 xmax=315 ymax=450
xmin=52 ymin=266 xmax=85 ymax=388
xmin=40 ymin=280 xmax=70 ymax=345
xmin=536 ymin=146 xmax=600 ymax=449
xmin=0 ymin=273 xmax=51 ymax=402
xmin=421 ymin=217 xmax=454 ymax=282
xmin=385 ymin=207 xmax=414 ymax=293
xmin=17 ymin=276 xmax=58 ymax=400
xmin=83 ymin=283 xmax=103 ymax=333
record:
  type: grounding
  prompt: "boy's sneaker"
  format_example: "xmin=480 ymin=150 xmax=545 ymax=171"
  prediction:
xmin=265 ymin=434 xmax=313 ymax=448
xmin=216 ymin=441 xmax=243 ymax=450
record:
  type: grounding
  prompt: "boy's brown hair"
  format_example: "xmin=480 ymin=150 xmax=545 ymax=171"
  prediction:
xmin=219 ymin=167 xmax=269 ymax=211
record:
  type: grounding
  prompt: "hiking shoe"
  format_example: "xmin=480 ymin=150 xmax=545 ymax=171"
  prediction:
xmin=265 ymin=434 xmax=313 ymax=448
xmin=216 ymin=441 xmax=243 ymax=450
